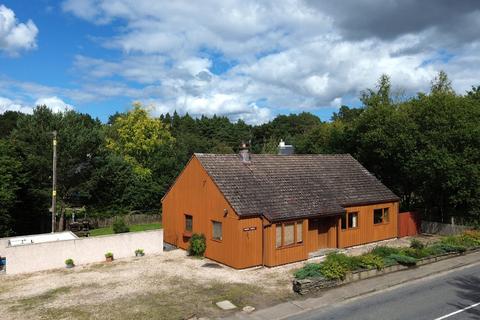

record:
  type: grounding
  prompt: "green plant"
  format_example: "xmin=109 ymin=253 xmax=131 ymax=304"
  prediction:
xmin=320 ymin=258 xmax=348 ymax=280
xmin=324 ymin=252 xmax=359 ymax=271
xmin=387 ymin=254 xmax=417 ymax=266
xmin=410 ymin=239 xmax=424 ymax=250
xmin=188 ymin=233 xmax=206 ymax=256
xmin=105 ymin=252 xmax=114 ymax=259
xmin=65 ymin=258 xmax=74 ymax=266
xmin=135 ymin=249 xmax=144 ymax=255
xmin=294 ymin=263 xmax=323 ymax=280
xmin=370 ymin=246 xmax=400 ymax=258
xmin=112 ymin=217 xmax=130 ymax=234
xmin=358 ymin=253 xmax=384 ymax=270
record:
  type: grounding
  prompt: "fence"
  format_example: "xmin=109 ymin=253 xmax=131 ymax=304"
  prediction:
xmin=398 ymin=211 xmax=420 ymax=237
xmin=421 ymin=221 xmax=470 ymax=236
xmin=1 ymin=230 xmax=163 ymax=275
xmin=89 ymin=214 xmax=161 ymax=228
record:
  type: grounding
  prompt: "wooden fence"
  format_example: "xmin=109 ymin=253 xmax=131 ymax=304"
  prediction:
xmin=398 ymin=211 xmax=420 ymax=237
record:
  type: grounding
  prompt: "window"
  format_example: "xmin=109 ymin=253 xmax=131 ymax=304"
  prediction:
xmin=284 ymin=223 xmax=295 ymax=246
xmin=348 ymin=212 xmax=358 ymax=229
xmin=296 ymin=222 xmax=303 ymax=243
xmin=341 ymin=214 xmax=347 ymax=230
xmin=276 ymin=225 xmax=282 ymax=248
xmin=212 ymin=221 xmax=222 ymax=241
xmin=185 ymin=214 xmax=193 ymax=232
xmin=342 ymin=212 xmax=358 ymax=230
xmin=276 ymin=221 xmax=303 ymax=248
xmin=383 ymin=208 xmax=389 ymax=222
xmin=374 ymin=208 xmax=390 ymax=224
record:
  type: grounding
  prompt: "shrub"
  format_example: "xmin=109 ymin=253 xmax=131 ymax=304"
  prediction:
xmin=135 ymin=249 xmax=144 ymax=255
xmin=324 ymin=252 xmax=359 ymax=271
xmin=188 ymin=233 xmax=206 ymax=256
xmin=294 ymin=263 xmax=323 ymax=280
xmin=112 ymin=217 xmax=130 ymax=234
xmin=370 ymin=246 xmax=400 ymax=258
xmin=387 ymin=254 xmax=417 ymax=266
xmin=320 ymin=258 xmax=348 ymax=280
xmin=105 ymin=252 xmax=113 ymax=258
xmin=435 ymin=242 xmax=467 ymax=253
xmin=410 ymin=239 xmax=425 ymax=250
xmin=358 ymin=253 xmax=384 ymax=270
xmin=65 ymin=258 xmax=74 ymax=266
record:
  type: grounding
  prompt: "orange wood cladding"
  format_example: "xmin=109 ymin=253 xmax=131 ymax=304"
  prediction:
xmin=163 ymin=155 xmax=399 ymax=268
xmin=162 ymin=156 xmax=262 ymax=269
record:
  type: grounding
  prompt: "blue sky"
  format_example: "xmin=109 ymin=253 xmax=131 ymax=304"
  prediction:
xmin=1 ymin=1 xmax=479 ymax=124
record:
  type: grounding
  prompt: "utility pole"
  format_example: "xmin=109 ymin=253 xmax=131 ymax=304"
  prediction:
xmin=51 ymin=131 xmax=57 ymax=233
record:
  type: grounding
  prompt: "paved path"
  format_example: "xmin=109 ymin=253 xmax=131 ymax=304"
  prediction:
xmin=289 ymin=263 xmax=480 ymax=320
xmin=226 ymin=251 xmax=480 ymax=320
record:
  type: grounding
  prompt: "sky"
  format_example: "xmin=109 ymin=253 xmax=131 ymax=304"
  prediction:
xmin=0 ymin=0 xmax=480 ymax=124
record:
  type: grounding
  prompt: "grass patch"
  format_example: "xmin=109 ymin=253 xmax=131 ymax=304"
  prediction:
xmin=10 ymin=286 xmax=72 ymax=312
xmin=90 ymin=222 xmax=162 ymax=237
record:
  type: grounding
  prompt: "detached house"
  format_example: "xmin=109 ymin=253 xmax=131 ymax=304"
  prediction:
xmin=162 ymin=146 xmax=399 ymax=269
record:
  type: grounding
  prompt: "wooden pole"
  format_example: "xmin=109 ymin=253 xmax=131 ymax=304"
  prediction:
xmin=51 ymin=131 xmax=57 ymax=233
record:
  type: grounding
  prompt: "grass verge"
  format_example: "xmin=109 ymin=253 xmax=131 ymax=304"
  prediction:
xmin=90 ymin=222 xmax=162 ymax=236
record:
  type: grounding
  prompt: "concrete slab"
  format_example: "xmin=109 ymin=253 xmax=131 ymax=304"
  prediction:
xmin=216 ymin=300 xmax=237 ymax=310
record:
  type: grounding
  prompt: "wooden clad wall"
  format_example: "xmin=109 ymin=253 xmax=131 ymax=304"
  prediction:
xmin=338 ymin=201 xmax=399 ymax=248
xmin=264 ymin=219 xmax=308 ymax=267
xmin=162 ymin=156 xmax=263 ymax=269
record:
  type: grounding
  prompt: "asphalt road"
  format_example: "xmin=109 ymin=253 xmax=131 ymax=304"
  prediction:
xmin=288 ymin=263 xmax=480 ymax=320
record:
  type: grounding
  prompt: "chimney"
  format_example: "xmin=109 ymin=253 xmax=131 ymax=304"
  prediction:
xmin=239 ymin=142 xmax=251 ymax=163
xmin=278 ymin=139 xmax=294 ymax=155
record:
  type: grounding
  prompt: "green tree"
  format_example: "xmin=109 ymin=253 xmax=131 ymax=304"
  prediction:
xmin=106 ymin=103 xmax=175 ymax=176
xmin=0 ymin=140 xmax=22 ymax=236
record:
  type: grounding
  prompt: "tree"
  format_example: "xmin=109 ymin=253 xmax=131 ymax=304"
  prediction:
xmin=430 ymin=70 xmax=454 ymax=95
xmin=106 ymin=103 xmax=175 ymax=176
xmin=0 ymin=140 xmax=22 ymax=236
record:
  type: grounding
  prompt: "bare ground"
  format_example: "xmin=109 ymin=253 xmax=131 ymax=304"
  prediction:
xmin=0 ymin=237 xmax=422 ymax=320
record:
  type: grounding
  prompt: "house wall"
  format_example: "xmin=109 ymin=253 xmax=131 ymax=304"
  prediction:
xmin=338 ymin=201 xmax=399 ymax=248
xmin=2 ymin=230 xmax=163 ymax=275
xmin=162 ymin=156 xmax=263 ymax=269
xmin=263 ymin=219 xmax=308 ymax=267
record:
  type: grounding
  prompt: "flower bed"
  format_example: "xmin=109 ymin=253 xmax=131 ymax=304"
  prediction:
xmin=293 ymin=230 xmax=480 ymax=294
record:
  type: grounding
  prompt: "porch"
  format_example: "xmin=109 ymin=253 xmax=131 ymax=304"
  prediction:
xmin=306 ymin=216 xmax=339 ymax=257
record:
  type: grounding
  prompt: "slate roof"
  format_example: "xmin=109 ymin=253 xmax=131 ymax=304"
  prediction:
xmin=195 ymin=153 xmax=399 ymax=222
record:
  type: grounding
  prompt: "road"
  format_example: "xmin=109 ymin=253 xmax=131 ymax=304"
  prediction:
xmin=288 ymin=263 xmax=480 ymax=320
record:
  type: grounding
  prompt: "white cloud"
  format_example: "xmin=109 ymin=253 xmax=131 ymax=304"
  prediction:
xmin=35 ymin=96 xmax=73 ymax=112
xmin=53 ymin=1 xmax=480 ymax=123
xmin=0 ymin=4 xmax=38 ymax=55
xmin=0 ymin=96 xmax=33 ymax=114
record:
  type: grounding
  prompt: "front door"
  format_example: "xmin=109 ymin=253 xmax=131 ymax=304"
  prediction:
xmin=318 ymin=218 xmax=331 ymax=248
xmin=307 ymin=217 xmax=337 ymax=252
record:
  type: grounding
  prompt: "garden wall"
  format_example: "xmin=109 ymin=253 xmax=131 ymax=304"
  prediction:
xmin=2 ymin=230 xmax=163 ymax=275
xmin=421 ymin=221 xmax=470 ymax=235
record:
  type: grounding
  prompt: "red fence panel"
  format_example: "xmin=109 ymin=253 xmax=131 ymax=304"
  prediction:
xmin=398 ymin=211 xmax=420 ymax=237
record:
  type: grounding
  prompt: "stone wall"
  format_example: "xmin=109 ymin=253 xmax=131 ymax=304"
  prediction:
xmin=292 ymin=251 xmax=468 ymax=295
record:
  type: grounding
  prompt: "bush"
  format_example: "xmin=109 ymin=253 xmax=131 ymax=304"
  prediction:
xmin=387 ymin=254 xmax=417 ymax=266
xmin=358 ymin=253 xmax=384 ymax=270
xmin=112 ymin=217 xmax=130 ymax=234
xmin=294 ymin=263 xmax=323 ymax=280
xmin=320 ymin=258 xmax=348 ymax=280
xmin=435 ymin=242 xmax=467 ymax=253
xmin=135 ymin=249 xmax=144 ymax=255
xmin=370 ymin=246 xmax=400 ymax=258
xmin=105 ymin=252 xmax=113 ymax=258
xmin=324 ymin=252 xmax=359 ymax=271
xmin=65 ymin=258 xmax=74 ymax=266
xmin=410 ymin=239 xmax=424 ymax=250
xmin=188 ymin=233 xmax=206 ymax=256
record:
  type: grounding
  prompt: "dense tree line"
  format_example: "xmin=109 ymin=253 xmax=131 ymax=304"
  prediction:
xmin=0 ymin=72 xmax=479 ymax=236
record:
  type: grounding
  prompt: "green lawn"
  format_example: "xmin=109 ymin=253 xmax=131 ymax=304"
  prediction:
xmin=89 ymin=222 xmax=162 ymax=237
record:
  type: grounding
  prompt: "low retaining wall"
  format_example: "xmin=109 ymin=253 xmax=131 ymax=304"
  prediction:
xmin=2 ymin=230 xmax=163 ymax=275
xmin=421 ymin=221 xmax=470 ymax=235
xmin=293 ymin=251 xmax=468 ymax=295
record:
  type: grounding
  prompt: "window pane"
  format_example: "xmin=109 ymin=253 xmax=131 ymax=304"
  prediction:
xmin=276 ymin=225 xmax=282 ymax=248
xmin=284 ymin=223 xmax=294 ymax=245
xmin=341 ymin=214 xmax=347 ymax=230
xmin=213 ymin=221 xmax=222 ymax=240
xmin=374 ymin=209 xmax=383 ymax=224
xmin=348 ymin=212 xmax=358 ymax=228
xmin=185 ymin=215 xmax=192 ymax=232
xmin=383 ymin=208 xmax=389 ymax=222
xmin=296 ymin=222 xmax=303 ymax=243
